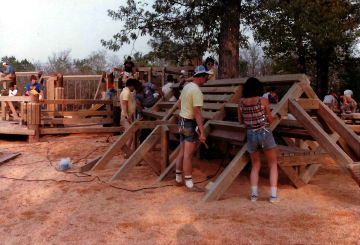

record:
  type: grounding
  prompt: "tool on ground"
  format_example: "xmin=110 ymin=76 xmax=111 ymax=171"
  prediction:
xmin=195 ymin=126 xmax=209 ymax=149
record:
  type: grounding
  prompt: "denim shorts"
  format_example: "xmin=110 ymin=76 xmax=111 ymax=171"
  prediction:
xmin=178 ymin=117 xmax=199 ymax=143
xmin=246 ymin=127 xmax=276 ymax=153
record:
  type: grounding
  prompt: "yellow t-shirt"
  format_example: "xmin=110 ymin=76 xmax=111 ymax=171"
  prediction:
xmin=179 ymin=82 xmax=203 ymax=119
xmin=120 ymin=87 xmax=135 ymax=116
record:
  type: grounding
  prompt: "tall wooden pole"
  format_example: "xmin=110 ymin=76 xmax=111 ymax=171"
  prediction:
xmin=28 ymin=93 xmax=41 ymax=143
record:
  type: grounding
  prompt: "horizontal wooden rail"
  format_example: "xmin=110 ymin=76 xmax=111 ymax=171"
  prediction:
xmin=43 ymin=75 xmax=102 ymax=80
xmin=41 ymin=99 xmax=112 ymax=105
xmin=0 ymin=96 xmax=31 ymax=102
xmin=41 ymin=118 xmax=113 ymax=125
xmin=40 ymin=126 xmax=122 ymax=135
xmin=41 ymin=111 xmax=112 ymax=117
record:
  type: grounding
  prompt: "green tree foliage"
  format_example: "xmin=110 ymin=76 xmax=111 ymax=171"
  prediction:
xmin=248 ymin=0 xmax=360 ymax=99
xmin=1 ymin=56 xmax=35 ymax=72
xmin=337 ymin=56 xmax=360 ymax=103
xmin=101 ymin=0 xmax=247 ymax=79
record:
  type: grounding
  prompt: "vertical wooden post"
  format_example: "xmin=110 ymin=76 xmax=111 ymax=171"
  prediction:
xmin=148 ymin=67 xmax=152 ymax=84
xmin=161 ymin=67 xmax=166 ymax=87
xmin=1 ymin=101 xmax=7 ymax=121
xmin=28 ymin=94 xmax=41 ymax=143
xmin=102 ymin=71 xmax=107 ymax=100
xmin=161 ymin=125 xmax=169 ymax=172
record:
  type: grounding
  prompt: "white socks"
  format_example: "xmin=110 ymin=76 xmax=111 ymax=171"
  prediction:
xmin=251 ymin=186 xmax=258 ymax=197
xmin=270 ymin=187 xmax=277 ymax=197
xmin=185 ymin=175 xmax=194 ymax=188
xmin=176 ymin=170 xmax=182 ymax=183
xmin=251 ymin=186 xmax=277 ymax=197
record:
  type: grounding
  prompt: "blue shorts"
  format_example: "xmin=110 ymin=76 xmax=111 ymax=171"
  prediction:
xmin=178 ymin=117 xmax=199 ymax=143
xmin=246 ymin=127 xmax=276 ymax=153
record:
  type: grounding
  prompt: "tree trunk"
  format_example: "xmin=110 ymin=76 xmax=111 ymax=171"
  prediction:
xmin=218 ymin=0 xmax=241 ymax=79
xmin=316 ymin=49 xmax=329 ymax=100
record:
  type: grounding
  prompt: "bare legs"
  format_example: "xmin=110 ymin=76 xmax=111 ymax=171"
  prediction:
xmin=250 ymin=147 xmax=278 ymax=187
xmin=176 ymin=141 xmax=197 ymax=175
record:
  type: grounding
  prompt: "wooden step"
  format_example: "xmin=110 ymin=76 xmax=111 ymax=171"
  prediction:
xmin=142 ymin=110 xmax=167 ymax=120
xmin=209 ymin=129 xmax=246 ymax=144
xmin=173 ymin=109 xmax=216 ymax=120
xmin=158 ymin=102 xmax=176 ymax=109
xmin=203 ymin=94 xmax=231 ymax=102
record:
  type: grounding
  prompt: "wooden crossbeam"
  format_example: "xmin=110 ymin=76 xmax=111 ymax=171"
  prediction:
xmin=288 ymin=99 xmax=357 ymax=183
xmin=317 ymin=102 xmax=360 ymax=158
xmin=108 ymin=126 xmax=162 ymax=182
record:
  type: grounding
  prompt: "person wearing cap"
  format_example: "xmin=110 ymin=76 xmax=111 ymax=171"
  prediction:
xmin=1 ymin=62 xmax=16 ymax=90
xmin=175 ymin=65 xmax=213 ymax=192
xmin=105 ymin=84 xmax=118 ymax=99
xmin=161 ymin=75 xmax=177 ymax=102
xmin=122 ymin=56 xmax=135 ymax=80
xmin=323 ymin=90 xmax=336 ymax=110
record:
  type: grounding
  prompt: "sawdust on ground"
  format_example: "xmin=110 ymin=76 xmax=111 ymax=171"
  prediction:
xmin=0 ymin=134 xmax=358 ymax=244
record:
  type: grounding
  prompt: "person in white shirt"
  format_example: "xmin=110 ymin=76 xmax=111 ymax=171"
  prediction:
xmin=162 ymin=75 xmax=177 ymax=102
xmin=323 ymin=90 xmax=336 ymax=109
xmin=344 ymin=89 xmax=353 ymax=98
xmin=7 ymin=82 xmax=21 ymax=117
xmin=263 ymin=88 xmax=270 ymax=98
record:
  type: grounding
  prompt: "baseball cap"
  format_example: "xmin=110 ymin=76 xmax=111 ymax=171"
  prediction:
xmin=2 ymin=62 xmax=7 ymax=65
xmin=181 ymin=70 xmax=186 ymax=74
xmin=109 ymin=84 xmax=114 ymax=89
xmin=193 ymin=65 xmax=213 ymax=76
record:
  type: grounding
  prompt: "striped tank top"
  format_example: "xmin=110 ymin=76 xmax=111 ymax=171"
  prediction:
xmin=240 ymin=97 xmax=270 ymax=129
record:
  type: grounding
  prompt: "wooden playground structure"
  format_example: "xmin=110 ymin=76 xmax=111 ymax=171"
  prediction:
xmin=0 ymin=70 xmax=359 ymax=202
xmin=77 ymin=73 xmax=359 ymax=202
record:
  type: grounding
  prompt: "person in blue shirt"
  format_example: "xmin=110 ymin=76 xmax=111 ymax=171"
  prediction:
xmin=106 ymin=83 xmax=117 ymax=99
xmin=26 ymin=75 xmax=44 ymax=102
xmin=1 ymin=62 xmax=16 ymax=90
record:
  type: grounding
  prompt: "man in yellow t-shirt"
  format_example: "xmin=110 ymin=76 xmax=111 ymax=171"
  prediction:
xmin=175 ymin=65 xmax=213 ymax=192
xmin=120 ymin=79 xmax=136 ymax=147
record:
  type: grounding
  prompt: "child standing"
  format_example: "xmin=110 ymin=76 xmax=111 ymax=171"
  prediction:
xmin=268 ymin=87 xmax=279 ymax=104
xmin=237 ymin=78 xmax=280 ymax=203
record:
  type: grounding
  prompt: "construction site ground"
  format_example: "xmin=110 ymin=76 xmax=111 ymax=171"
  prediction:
xmin=0 ymin=134 xmax=358 ymax=244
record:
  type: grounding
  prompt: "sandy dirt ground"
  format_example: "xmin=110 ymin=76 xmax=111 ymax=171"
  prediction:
xmin=0 ymin=134 xmax=359 ymax=244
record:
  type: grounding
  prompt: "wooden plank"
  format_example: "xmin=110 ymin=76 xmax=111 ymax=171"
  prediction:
xmin=209 ymin=129 xmax=245 ymax=143
xmin=40 ymin=127 xmax=122 ymax=135
xmin=158 ymin=102 xmax=176 ymax=109
xmin=300 ymin=164 xmax=322 ymax=183
xmin=0 ymin=152 xmax=21 ymax=164
xmin=295 ymin=99 xmax=319 ymax=109
xmin=0 ymin=96 xmax=31 ymax=102
xmin=44 ymin=75 xmax=102 ymax=81
xmin=203 ymin=94 xmax=231 ymax=102
xmin=203 ymin=74 xmax=305 ymax=87
xmin=348 ymin=163 xmax=360 ymax=182
xmin=199 ymin=87 xmax=238 ymax=94
xmin=348 ymin=125 xmax=360 ymax=134
xmin=203 ymin=103 xmax=223 ymax=110
xmin=109 ymin=126 xmax=162 ymax=182
xmin=80 ymin=156 xmax=102 ymax=172
xmin=288 ymin=99 xmax=355 ymax=179
xmin=41 ymin=118 xmax=113 ymax=125
xmin=41 ymin=111 xmax=112 ymax=117
xmin=161 ymin=125 xmax=169 ymax=172
xmin=155 ymin=145 xmax=181 ymax=182
xmin=279 ymin=165 xmax=307 ymax=188
xmin=7 ymin=102 xmax=19 ymax=118
xmin=173 ymin=109 xmax=216 ymax=120
xmin=0 ymin=126 xmax=35 ymax=135
xmin=42 ymin=99 xmax=112 ymax=105
xmin=317 ymin=102 xmax=360 ymax=158
xmin=91 ymin=123 xmax=141 ymax=170
xmin=341 ymin=113 xmax=360 ymax=119
xmin=142 ymin=110 xmax=167 ymax=120
xmin=1 ymin=102 xmax=6 ymax=121
xmin=277 ymin=154 xmax=326 ymax=166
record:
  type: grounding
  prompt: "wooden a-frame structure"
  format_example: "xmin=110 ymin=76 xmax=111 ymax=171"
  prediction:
xmin=84 ymin=74 xmax=359 ymax=202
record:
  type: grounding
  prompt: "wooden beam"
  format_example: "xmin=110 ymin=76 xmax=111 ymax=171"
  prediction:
xmin=41 ymin=99 xmax=112 ymax=105
xmin=300 ymin=164 xmax=322 ymax=183
xmin=41 ymin=111 xmax=112 ymax=117
xmin=161 ymin=125 xmax=169 ymax=172
xmin=0 ymin=127 xmax=35 ymax=135
xmin=288 ymin=99 xmax=355 ymax=179
xmin=41 ymin=118 xmax=113 ymax=125
xmin=109 ymin=126 xmax=162 ymax=182
xmin=40 ymin=127 xmax=122 ymax=135
xmin=0 ymin=152 xmax=21 ymax=164
xmin=80 ymin=156 xmax=103 ymax=172
xmin=279 ymin=165 xmax=307 ymax=188
xmin=317 ymin=102 xmax=360 ymax=158
xmin=91 ymin=123 xmax=140 ymax=171
xmin=0 ymin=97 xmax=31 ymax=102
xmin=295 ymin=99 xmax=319 ymax=109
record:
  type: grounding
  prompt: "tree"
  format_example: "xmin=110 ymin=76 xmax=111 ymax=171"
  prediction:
xmin=48 ymin=49 xmax=73 ymax=74
xmin=101 ymin=0 xmax=248 ymax=79
xmin=1 ymin=56 xmax=35 ymax=72
xmin=249 ymin=0 xmax=360 ymax=99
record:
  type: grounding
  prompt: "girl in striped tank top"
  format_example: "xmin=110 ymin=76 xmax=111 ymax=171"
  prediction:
xmin=237 ymin=77 xmax=280 ymax=203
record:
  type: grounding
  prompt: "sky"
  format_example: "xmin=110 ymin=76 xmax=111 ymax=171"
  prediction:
xmin=0 ymin=0 xmax=152 ymax=63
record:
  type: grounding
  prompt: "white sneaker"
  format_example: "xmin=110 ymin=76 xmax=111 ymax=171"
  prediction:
xmin=251 ymin=195 xmax=258 ymax=202
xmin=270 ymin=196 xmax=281 ymax=203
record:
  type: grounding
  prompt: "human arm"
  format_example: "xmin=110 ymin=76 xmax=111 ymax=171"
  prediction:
xmin=194 ymin=106 xmax=206 ymax=143
xmin=262 ymin=97 xmax=274 ymax=124
xmin=237 ymin=99 xmax=243 ymax=124
xmin=207 ymin=69 xmax=215 ymax=80
xmin=153 ymin=85 xmax=164 ymax=101
xmin=122 ymin=65 xmax=125 ymax=72
xmin=39 ymin=90 xmax=44 ymax=102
